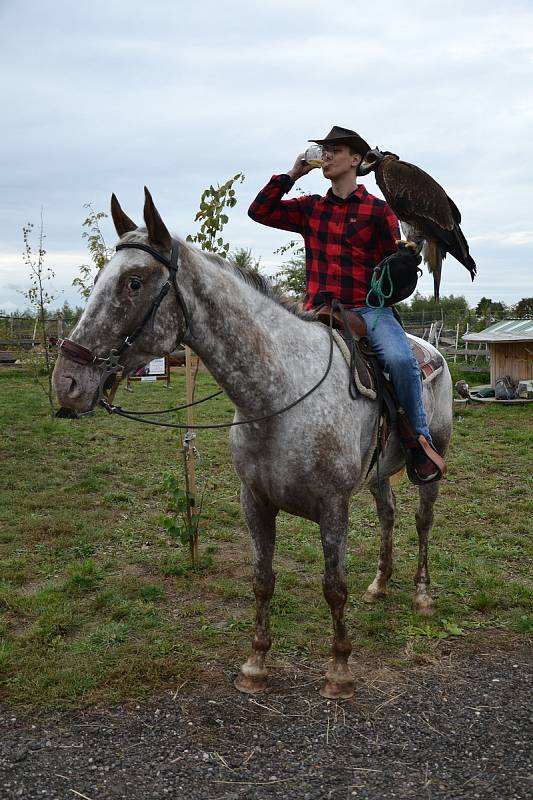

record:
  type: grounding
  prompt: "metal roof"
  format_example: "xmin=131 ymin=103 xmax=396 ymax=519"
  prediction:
xmin=463 ymin=319 xmax=533 ymax=343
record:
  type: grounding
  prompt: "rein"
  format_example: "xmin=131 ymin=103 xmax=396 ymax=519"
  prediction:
xmin=53 ymin=238 xmax=338 ymax=429
xmin=102 ymin=304 xmax=337 ymax=429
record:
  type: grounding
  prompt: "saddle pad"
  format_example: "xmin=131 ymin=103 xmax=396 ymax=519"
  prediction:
xmin=406 ymin=335 xmax=444 ymax=383
xmin=332 ymin=330 xmax=443 ymax=395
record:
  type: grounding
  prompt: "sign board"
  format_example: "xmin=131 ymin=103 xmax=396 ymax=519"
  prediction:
xmin=127 ymin=355 xmax=170 ymax=388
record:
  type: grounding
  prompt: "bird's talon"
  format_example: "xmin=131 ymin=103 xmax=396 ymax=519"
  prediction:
xmin=395 ymin=239 xmax=419 ymax=251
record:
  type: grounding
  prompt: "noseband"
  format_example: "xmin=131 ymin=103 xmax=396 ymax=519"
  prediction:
xmin=51 ymin=238 xmax=189 ymax=405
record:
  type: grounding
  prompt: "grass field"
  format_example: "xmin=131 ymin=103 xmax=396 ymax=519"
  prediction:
xmin=0 ymin=364 xmax=532 ymax=708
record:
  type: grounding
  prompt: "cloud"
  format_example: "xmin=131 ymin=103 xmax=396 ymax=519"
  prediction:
xmin=470 ymin=230 xmax=533 ymax=246
xmin=1 ymin=0 xmax=532 ymax=308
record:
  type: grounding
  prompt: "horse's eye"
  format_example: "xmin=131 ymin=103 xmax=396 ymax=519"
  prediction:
xmin=129 ymin=278 xmax=142 ymax=291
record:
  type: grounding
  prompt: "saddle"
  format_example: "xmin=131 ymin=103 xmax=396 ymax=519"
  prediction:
xmin=314 ymin=304 xmax=443 ymax=390
xmin=314 ymin=302 xmax=446 ymax=484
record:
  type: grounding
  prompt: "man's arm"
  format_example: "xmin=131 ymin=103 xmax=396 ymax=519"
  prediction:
xmin=248 ymin=154 xmax=317 ymax=233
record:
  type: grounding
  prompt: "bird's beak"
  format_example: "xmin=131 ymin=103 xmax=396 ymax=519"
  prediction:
xmin=358 ymin=158 xmax=375 ymax=176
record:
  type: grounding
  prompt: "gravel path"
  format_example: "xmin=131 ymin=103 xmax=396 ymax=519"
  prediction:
xmin=1 ymin=642 xmax=531 ymax=800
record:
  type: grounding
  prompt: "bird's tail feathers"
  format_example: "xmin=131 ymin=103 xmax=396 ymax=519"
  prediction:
xmin=422 ymin=239 xmax=443 ymax=274
xmin=422 ymin=240 xmax=443 ymax=302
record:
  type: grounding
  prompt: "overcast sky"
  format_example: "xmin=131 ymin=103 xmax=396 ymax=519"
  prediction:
xmin=1 ymin=0 xmax=532 ymax=313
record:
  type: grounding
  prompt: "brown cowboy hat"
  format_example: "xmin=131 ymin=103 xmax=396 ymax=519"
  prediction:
xmin=309 ymin=126 xmax=370 ymax=156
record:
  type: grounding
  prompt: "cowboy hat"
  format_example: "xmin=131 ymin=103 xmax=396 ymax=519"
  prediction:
xmin=309 ymin=126 xmax=370 ymax=155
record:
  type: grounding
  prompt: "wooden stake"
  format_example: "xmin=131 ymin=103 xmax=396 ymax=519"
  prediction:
xmin=185 ymin=345 xmax=198 ymax=564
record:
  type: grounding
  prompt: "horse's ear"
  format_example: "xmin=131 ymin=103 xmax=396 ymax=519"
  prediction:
xmin=111 ymin=194 xmax=137 ymax=237
xmin=143 ymin=187 xmax=171 ymax=251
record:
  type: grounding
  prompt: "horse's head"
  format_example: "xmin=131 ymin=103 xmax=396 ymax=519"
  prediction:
xmin=52 ymin=188 xmax=187 ymax=412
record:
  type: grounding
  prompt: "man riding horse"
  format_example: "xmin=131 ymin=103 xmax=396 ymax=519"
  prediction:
xmin=248 ymin=125 xmax=445 ymax=483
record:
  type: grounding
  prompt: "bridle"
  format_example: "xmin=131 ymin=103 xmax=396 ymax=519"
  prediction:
xmin=51 ymin=238 xmax=189 ymax=407
xmin=51 ymin=238 xmax=341 ymax=430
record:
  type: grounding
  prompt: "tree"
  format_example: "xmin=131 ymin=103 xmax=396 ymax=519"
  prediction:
xmin=272 ymin=254 xmax=306 ymax=298
xmin=73 ymin=204 xmax=113 ymax=299
xmin=53 ymin=300 xmax=83 ymax=328
xmin=164 ymin=172 xmax=246 ymax=568
xmin=405 ymin=292 xmax=472 ymax=325
xmin=271 ymin=239 xmax=306 ymax=299
xmin=436 ymin=294 xmax=472 ymax=325
xmin=475 ymin=296 xmax=492 ymax=318
xmin=513 ymin=297 xmax=533 ymax=318
xmin=21 ymin=212 xmax=57 ymax=415
xmin=475 ymin=296 xmax=507 ymax=320
xmin=230 ymin=247 xmax=261 ymax=272
xmin=396 ymin=292 xmax=478 ymax=329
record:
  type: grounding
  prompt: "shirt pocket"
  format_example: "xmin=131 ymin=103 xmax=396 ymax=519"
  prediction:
xmin=344 ymin=218 xmax=373 ymax=246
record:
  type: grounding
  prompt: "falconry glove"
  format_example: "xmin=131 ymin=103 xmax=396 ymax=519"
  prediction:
xmin=366 ymin=244 xmax=422 ymax=308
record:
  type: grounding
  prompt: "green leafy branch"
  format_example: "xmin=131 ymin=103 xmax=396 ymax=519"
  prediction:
xmin=186 ymin=173 xmax=244 ymax=258
xmin=73 ymin=204 xmax=113 ymax=299
xmin=159 ymin=449 xmax=209 ymax=568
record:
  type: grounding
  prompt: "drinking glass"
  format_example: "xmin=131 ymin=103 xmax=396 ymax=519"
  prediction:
xmin=303 ymin=145 xmax=327 ymax=167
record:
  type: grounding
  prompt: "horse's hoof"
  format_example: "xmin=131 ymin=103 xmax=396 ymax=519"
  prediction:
xmin=234 ymin=671 xmax=268 ymax=694
xmin=413 ymin=594 xmax=434 ymax=616
xmin=319 ymin=678 xmax=354 ymax=700
xmin=362 ymin=588 xmax=386 ymax=604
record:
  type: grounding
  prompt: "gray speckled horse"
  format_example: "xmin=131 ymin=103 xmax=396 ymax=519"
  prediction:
xmin=53 ymin=190 xmax=453 ymax=700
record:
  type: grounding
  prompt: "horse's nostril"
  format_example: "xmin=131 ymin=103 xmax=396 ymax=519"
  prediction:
xmin=53 ymin=372 xmax=79 ymax=403
xmin=64 ymin=375 xmax=78 ymax=398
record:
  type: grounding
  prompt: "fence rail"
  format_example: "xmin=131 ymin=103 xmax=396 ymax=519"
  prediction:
xmin=0 ymin=315 xmax=78 ymax=349
xmin=0 ymin=313 xmax=491 ymax=367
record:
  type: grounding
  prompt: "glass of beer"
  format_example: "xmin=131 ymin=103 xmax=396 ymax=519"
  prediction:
xmin=304 ymin=145 xmax=327 ymax=167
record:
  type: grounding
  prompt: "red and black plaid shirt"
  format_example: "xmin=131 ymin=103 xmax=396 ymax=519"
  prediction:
xmin=248 ymin=174 xmax=400 ymax=309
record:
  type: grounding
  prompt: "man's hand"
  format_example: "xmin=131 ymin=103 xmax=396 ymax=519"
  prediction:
xmin=286 ymin=153 xmax=318 ymax=182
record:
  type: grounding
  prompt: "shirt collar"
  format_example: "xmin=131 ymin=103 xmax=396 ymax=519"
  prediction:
xmin=326 ymin=183 xmax=367 ymax=204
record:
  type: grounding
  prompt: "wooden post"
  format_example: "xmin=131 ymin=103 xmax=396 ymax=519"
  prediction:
xmin=185 ymin=345 xmax=199 ymax=565
xmin=454 ymin=323 xmax=459 ymax=364
xmin=107 ymin=376 xmax=121 ymax=405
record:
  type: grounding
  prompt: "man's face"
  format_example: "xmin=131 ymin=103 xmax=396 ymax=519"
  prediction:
xmin=321 ymin=145 xmax=361 ymax=180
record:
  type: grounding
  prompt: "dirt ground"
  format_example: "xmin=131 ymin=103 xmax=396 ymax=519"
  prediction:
xmin=1 ymin=639 xmax=531 ymax=800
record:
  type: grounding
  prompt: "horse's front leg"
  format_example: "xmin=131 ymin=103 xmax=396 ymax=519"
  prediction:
xmin=413 ymin=482 xmax=440 ymax=615
xmin=363 ymin=479 xmax=395 ymax=603
xmin=234 ymin=484 xmax=277 ymax=694
xmin=319 ymin=501 xmax=354 ymax=700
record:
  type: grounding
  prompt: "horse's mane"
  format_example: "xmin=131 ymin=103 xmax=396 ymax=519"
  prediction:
xmin=198 ymin=247 xmax=315 ymax=322
xmin=117 ymin=230 xmax=314 ymax=322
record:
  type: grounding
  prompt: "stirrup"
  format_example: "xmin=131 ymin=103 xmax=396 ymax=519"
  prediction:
xmin=404 ymin=435 xmax=446 ymax=486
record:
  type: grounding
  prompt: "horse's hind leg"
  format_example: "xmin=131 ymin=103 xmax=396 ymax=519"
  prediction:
xmin=363 ymin=479 xmax=395 ymax=603
xmin=413 ymin=482 xmax=440 ymax=616
xmin=235 ymin=485 xmax=277 ymax=695
xmin=319 ymin=501 xmax=354 ymax=700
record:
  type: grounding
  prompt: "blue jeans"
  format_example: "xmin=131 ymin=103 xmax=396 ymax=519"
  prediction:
xmin=354 ymin=306 xmax=432 ymax=445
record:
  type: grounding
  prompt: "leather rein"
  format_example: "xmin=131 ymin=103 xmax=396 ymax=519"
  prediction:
xmin=52 ymin=238 xmax=338 ymax=429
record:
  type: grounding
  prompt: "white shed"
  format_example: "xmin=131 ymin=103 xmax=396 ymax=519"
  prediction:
xmin=463 ymin=319 xmax=533 ymax=387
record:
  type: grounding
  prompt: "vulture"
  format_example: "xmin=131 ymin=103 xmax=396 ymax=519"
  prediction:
xmin=359 ymin=148 xmax=476 ymax=301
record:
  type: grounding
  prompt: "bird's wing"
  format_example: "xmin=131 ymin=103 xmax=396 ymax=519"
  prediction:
xmin=378 ymin=158 xmax=455 ymax=229
xmin=377 ymin=158 xmax=476 ymax=277
xmin=445 ymin=193 xmax=462 ymax=224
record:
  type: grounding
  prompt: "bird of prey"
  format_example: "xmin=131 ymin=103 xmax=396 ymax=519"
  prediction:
xmin=359 ymin=148 xmax=476 ymax=301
